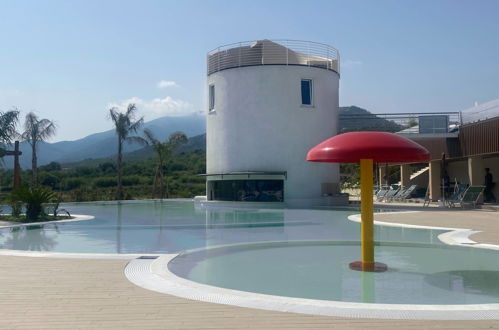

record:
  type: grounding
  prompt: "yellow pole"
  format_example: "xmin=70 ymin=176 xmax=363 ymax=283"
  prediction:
xmin=360 ymin=158 xmax=374 ymax=267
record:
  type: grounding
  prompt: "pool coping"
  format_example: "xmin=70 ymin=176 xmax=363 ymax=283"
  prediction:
xmin=348 ymin=212 xmax=499 ymax=251
xmin=0 ymin=214 xmax=95 ymax=229
xmin=124 ymin=243 xmax=499 ymax=320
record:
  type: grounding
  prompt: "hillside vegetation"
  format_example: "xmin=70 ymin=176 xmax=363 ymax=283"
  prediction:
xmin=338 ymin=106 xmax=403 ymax=133
xmin=0 ymin=106 xmax=400 ymax=202
xmin=0 ymin=147 xmax=206 ymax=202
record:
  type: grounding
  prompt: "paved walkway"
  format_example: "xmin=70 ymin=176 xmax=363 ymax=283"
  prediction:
xmin=374 ymin=204 xmax=499 ymax=244
xmin=1 ymin=206 xmax=499 ymax=329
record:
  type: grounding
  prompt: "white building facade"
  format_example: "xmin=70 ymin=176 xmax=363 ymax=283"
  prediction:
xmin=205 ymin=40 xmax=341 ymax=206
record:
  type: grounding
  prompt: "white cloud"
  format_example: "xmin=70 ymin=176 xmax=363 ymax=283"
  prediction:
xmin=108 ymin=96 xmax=194 ymax=120
xmin=342 ymin=59 xmax=363 ymax=68
xmin=157 ymin=80 xmax=178 ymax=88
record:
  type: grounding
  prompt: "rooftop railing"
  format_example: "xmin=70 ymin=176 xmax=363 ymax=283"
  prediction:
xmin=338 ymin=112 xmax=462 ymax=134
xmin=207 ymin=40 xmax=340 ymax=75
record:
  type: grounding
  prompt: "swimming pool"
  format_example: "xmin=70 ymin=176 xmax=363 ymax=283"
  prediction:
xmin=4 ymin=199 xmax=499 ymax=307
xmin=0 ymin=200 xmax=435 ymax=254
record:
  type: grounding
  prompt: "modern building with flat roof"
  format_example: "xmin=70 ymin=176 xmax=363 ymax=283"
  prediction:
xmin=204 ymin=40 xmax=342 ymax=206
xmin=365 ymin=100 xmax=499 ymax=202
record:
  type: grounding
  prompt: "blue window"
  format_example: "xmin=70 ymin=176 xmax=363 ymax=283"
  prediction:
xmin=209 ymin=84 xmax=215 ymax=111
xmin=301 ymin=79 xmax=312 ymax=106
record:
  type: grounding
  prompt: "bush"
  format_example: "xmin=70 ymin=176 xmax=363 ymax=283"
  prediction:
xmin=62 ymin=178 xmax=84 ymax=191
xmin=98 ymin=162 xmax=116 ymax=174
xmin=40 ymin=173 xmax=61 ymax=189
xmin=74 ymin=166 xmax=95 ymax=177
xmin=9 ymin=200 xmax=22 ymax=217
xmin=93 ymin=177 xmax=116 ymax=188
xmin=122 ymin=175 xmax=142 ymax=186
xmin=39 ymin=161 xmax=62 ymax=172
xmin=10 ymin=187 xmax=56 ymax=221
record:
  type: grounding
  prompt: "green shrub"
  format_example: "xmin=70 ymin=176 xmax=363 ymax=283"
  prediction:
xmin=62 ymin=178 xmax=84 ymax=190
xmin=122 ymin=175 xmax=141 ymax=186
xmin=40 ymin=173 xmax=61 ymax=189
xmin=93 ymin=177 xmax=116 ymax=188
xmin=40 ymin=161 xmax=62 ymax=171
xmin=10 ymin=187 xmax=56 ymax=221
xmin=9 ymin=200 xmax=22 ymax=217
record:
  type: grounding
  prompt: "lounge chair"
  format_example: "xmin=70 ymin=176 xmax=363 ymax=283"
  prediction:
xmin=382 ymin=186 xmax=400 ymax=202
xmin=375 ymin=186 xmax=390 ymax=201
xmin=447 ymin=186 xmax=485 ymax=209
xmin=387 ymin=187 xmax=407 ymax=202
xmin=394 ymin=184 xmax=417 ymax=202
xmin=445 ymin=183 xmax=468 ymax=208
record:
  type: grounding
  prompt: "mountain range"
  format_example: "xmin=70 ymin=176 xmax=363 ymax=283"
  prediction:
xmin=8 ymin=115 xmax=206 ymax=169
xmin=4 ymin=106 xmax=399 ymax=169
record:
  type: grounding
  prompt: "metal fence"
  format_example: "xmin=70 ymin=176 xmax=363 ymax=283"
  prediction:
xmin=207 ymin=39 xmax=340 ymax=75
xmin=338 ymin=112 xmax=462 ymax=134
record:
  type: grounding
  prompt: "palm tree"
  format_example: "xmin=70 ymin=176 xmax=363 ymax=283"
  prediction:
xmin=0 ymin=109 xmax=20 ymax=190
xmin=144 ymin=129 xmax=187 ymax=198
xmin=0 ymin=109 xmax=20 ymax=147
xmin=21 ymin=112 xmax=56 ymax=186
xmin=109 ymin=104 xmax=145 ymax=200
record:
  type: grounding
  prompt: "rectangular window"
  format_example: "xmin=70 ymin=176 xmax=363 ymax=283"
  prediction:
xmin=209 ymin=84 xmax=215 ymax=111
xmin=301 ymin=79 xmax=313 ymax=106
xmin=211 ymin=180 xmax=284 ymax=202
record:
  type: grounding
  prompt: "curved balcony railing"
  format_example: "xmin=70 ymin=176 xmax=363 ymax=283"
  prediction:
xmin=207 ymin=39 xmax=340 ymax=75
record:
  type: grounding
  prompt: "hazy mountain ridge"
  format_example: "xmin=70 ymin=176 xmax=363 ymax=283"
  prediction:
xmin=338 ymin=106 xmax=403 ymax=133
xmin=5 ymin=106 xmax=399 ymax=169
xmin=10 ymin=115 xmax=206 ymax=169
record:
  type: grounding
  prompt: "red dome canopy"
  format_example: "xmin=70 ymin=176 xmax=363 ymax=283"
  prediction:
xmin=306 ymin=132 xmax=430 ymax=163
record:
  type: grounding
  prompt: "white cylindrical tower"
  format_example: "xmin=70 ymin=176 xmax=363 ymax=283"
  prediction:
xmin=205 ymin=40 xmax=341 ymax=206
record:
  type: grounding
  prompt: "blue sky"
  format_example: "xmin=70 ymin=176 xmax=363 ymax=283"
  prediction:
xmin=1 ymin=0 xmax=498 ymax=141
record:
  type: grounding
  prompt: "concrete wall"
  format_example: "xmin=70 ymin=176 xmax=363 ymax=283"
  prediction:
xmin=206 ymin=65 xmax=339 ymax=204
xmin=484 ymin=156 xmax=499 ymax=198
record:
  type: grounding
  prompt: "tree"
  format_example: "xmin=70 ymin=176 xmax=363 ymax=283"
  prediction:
xmin=39 ymin=161 xmax=62 ymax=172
xmin=144 ymin=129 xmax=187 ymax=198
xmin=0 ymin=109 xmax=20 ymax=147
xmin=406 ymin=118 xmax=418 ymax=128
xmin=108 ymin=104 xmax=145 ymax=200
xmin=0 ymin=109 xmax=20 ymax=168
xmin=21 ymin=112 xmax=56 ymax=186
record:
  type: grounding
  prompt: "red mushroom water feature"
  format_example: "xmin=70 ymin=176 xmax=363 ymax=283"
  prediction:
xmin=307 ymin=132 xmax=430 ymax=272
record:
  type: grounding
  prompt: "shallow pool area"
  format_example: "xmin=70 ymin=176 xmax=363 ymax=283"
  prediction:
xmin=168 ymin=240 xmax=499 ymax=305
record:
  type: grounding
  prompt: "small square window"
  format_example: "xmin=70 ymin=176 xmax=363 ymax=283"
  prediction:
xmin=209 ymin=84 xmax=215 ymax=111
xmin=301 ymin=79 xmax=313 ymax=106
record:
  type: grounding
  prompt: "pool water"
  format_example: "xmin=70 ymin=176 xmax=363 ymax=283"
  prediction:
xmin=0 ymin=200 xmax=434 ymax=254
xmin=169 ymin=241 xmax=499 ymax=304
xmin=3 ymin=200 xmax=498 ymax=305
